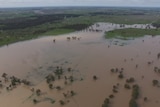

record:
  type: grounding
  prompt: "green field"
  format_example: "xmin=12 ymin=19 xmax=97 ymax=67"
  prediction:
xmin=105 ymin=28 xmax=160 ymax=39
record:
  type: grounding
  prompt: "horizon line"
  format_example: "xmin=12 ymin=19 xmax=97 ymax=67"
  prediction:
xmin=0 ymin=5 xmax=160 ymax=9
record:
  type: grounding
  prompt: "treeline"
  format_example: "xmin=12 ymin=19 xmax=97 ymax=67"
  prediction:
xmin=89 ymin=12 xmax=145 ymax=16
xmin=152 ymin=23 xmax=160 ymax=28
xmin=0 ymin=14 xmax=80 ymax=30
xmin=32 ymin=23 xmax=90 ymax=35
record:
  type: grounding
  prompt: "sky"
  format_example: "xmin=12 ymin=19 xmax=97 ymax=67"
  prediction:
xmin=0 ymin=0 xmax=160 ymax=8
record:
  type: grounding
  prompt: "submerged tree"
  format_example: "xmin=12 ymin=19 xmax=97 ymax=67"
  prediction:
xmin=59 ymin=100 xmax=65 ymax=105
xmin=36 ymin=89 xmax=41 ymax=96
xmin=118 ymin=73 xmax=124 ymax=79
xmin=129 ymin=98 xmax=138 ymax=107
xmin=152 ymin=80 xmax=159 ymax=86
xmin=157 ymin=53 xmax=160 ymax=59
xmin=49 ymin=84 xmax=53 ymax=89
xmin=2 ymin=73 xmax=7 ymax=78
xmin=144 ymin=97 xmax=148 ymax=102
xmin=93 ymin=75 xmax=98 ymax=80
xmin=33 ymin=99 xmax=38 ymax=104
xmin=102 ymin=97 xmax=110 ymax=107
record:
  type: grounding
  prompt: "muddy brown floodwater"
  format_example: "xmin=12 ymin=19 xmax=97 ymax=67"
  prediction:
xmin=0 ymin=23 xmax=160 ymax=107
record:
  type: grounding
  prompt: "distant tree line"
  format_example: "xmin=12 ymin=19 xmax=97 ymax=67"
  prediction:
xmin=0 ymin=14 xmax=81 ymax=30
xmin=152 ymin=22 xmax=160 ymax=28
xmin=89 ymin=12 xmax=145 ymax=16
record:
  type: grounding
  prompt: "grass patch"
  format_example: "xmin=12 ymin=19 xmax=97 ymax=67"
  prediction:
xmin=105 ymin=28 xmax=160 ymax=39
xmin=129 ymin=84 xmax=140 ymax=107
xmin=43 ymin=29 xmax=75 ymax=35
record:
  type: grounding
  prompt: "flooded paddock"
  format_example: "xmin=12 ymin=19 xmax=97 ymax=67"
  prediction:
xmin=0 ymin=23 xmax=160 ymax=107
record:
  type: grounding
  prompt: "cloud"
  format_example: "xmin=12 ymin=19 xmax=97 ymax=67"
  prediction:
xmin=0 ymin=0 xmax=159 ymax=7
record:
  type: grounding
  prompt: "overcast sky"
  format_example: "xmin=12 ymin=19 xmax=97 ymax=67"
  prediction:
xmin=0 ymin=0 xmax=160 ymax=7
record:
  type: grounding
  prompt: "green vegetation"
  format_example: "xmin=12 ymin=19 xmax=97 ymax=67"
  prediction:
xmin=43 ymin=29 xmax=75 ymax=35
xmin=0 ymin=21 xmax=90 ymax=46
xmin=118 ymin=73 xmax=124 ymax=79
xmin=33 ymin=99 xmax=38 ymax=104
xmin=132 ymin=85 xmax=139 ymax=99
xmin=126 ymin=77 xmax=135 ymax=83
xmin=124 ymin=84 xmax=131 ymax=89
xmin=129 ymin=98 xmax=138 ymax=107
xmin=102 ymin=98 xmax=110 ymax=107
xmin=93 ymin=75 xmax=98 ymax=80
xmin=129 ymin=84 xmax=139 ymax=107
xmin=106 ymin=28 xmax=160 ymax=39
xmin=152 ymin=80 xmax=159 ymax=86
xmin=144 ymin=97 xmax=148 ymax=102
xmin=59 ymin=100 xmax=65 ymax=105
xmin=109 ymin=94 xmax=114 ymax=98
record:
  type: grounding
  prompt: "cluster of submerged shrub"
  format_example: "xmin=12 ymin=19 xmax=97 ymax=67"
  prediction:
xmin=0 ymin=65 xmax=79 ymax=106
xmin=44 ymin=66 xmax=77 ymax=105
xmin=152 ymin=79 xmax=159 ymax=86
xmin=154 ymin=66 xmax=160 ymax=73
xmin=124 ymin=77 xmax=135 ymax=89
xmin=0 ymin=73 xmax=31 ymax=91
xmin=109 ymin=66 xmax=141 ymax=107
xmin=102 ymin=83 xmax=119 ymax=107
xmin=45 ymin=66 xmax=75 ymax=90
xmin=110 ymin=68 xmax=124 ymax=79
xmin=129 ymin=84 xmax=139 ymax=107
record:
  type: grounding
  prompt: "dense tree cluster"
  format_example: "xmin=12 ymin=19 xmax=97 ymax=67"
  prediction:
xmin=0 ymin=14 xmax=80 ymax=30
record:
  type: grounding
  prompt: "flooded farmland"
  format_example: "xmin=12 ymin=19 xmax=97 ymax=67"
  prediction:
xmin=0 ymin=23 xmax=160 ymax=107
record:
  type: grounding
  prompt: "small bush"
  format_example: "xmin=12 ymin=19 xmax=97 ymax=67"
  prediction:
xmin=112 ymin=89 xmax=118 ymax=93
xmin=102 ymin=98 xmax=110 ymax=107
xmin=109 ymin=94 xmax=114 ymax=98
xmin=110 ymin=68 xmax=115 ymax=72
xmin=126 ymin=77 xmax=135 ymax=83
xmin=118 ymin=73 xmax=124 ymax=79
xmin=36 ymin=89 xmax=41 ymax=96
xmin=129 ymin=98 xmax=138 ymax=107
xmin=59 ymin=100 xmax=65 ymax=105
xmin=33 ymin=99 xmax=38 ymax=104
xmin=124 ymin=84 xmax=131 ymax=89
xmin=132 ymin=85 xmax=139 ymax=99
xmin=144 ymin=97 xmax=148 ymax=101
xmin=152 ymin=80 xmax=159 ymax=86
xmin=93 ymin=75 xmax=98 ymax=80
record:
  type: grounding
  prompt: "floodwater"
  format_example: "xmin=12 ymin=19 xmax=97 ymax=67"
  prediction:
xmin=0 ymin=23 xmax=160 ymax=107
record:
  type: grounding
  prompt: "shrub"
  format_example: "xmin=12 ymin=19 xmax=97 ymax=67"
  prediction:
xmin=129 ymin=98 xmax=138 ymax=107
xmin=152 ymin=80 xmax=159 ymax=86
xmin=124 ymin=84 xmax=131 ymax=89
xmin=102 ymin=98 xmax=110 ymax=107
xmin=93 ymin=75 xmax=98 ymax=80
xmin=144 ymin=97 xmax=148 ymax=101
xmin=110 ymin=68 xmax=115 ymax=72
xmin=59 ymin=100 xmax=65 ymax=105
xmin=36 ymin=89 xmax=41 ymax=96
xmin=68 ymin=67 xmax=71 ymax=72
xmin=126 ymin=77 xmax=135 ymax=83
xmin=118 ymin=73 xmax=124 ymax=79
xmin=70 ymin=90 xmax=75 ymax=96
xmin=109 ymin=94 xmax=114 ymax=98
xmin=49 ymin=84 xmax=53 ymax=89
xmin=112 ymin=89 xmax=118 ymax=93
xmin=56 ymin=86 xmax=61 ymax=90
xmin=132 ymin=85 xmax=139 ymax=99
xmin=33 ymin=99 xmax=38 ymax=104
